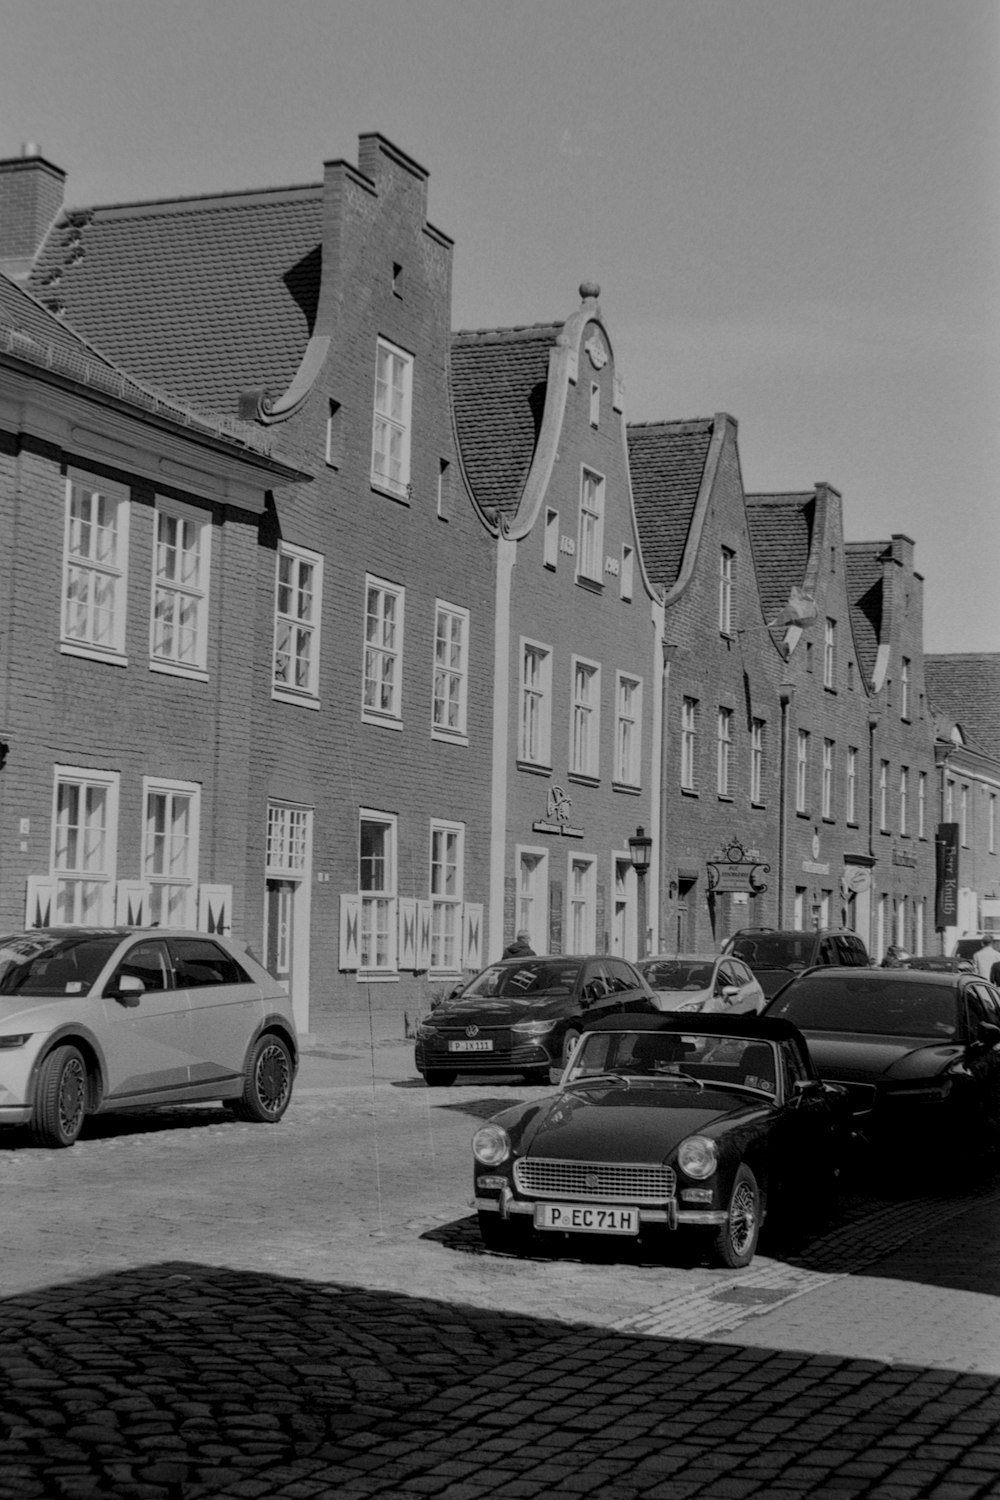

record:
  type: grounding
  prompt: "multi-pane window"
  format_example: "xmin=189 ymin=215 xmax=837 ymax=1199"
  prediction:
xmin=846 ymin=747 xmax=858 ymax=824
xmin=62 ymin=474 xmax=129 ymax=658
xmin=945 ymin=778 xmax=954 ymax=822
xmin=152 ymin=499 xmax=210 ymax=672
xmin=266 ymin=803 xmax=311 ymax=875
xmin=359 ymin=814 xmax=396 ymax=971
xmin=273 ymin=544 xmax=322 ymax=701
xmin=568 ymin=857 xmax=596 ymax=952
xmin=750 ymin=719 xmax=764 ymax=803
xmin=52 ymin=767 xmax=119 ymax=924
xmin=570 ymin=658 xmax=601 ymax=777
xmin=796 ymin=731 xmax=810 ymax=813
xmin=681 ymin=698 xmax=698 ymax=791
xmin=430 ymin=822 xmax=463 ymax=971
xmin=717 ymin=708 xmax=733 ymax=796
xmin=822 ymin=740 xmax=834 ymax=819
xmin=432 ymin=602 xmax=468 ymax=738
xmin=879 ymin=761 xmax=889 ymax=832
xmin=719 ymin=548 xmax=735 ymax=635
xmin=918 ymin=772 xmax=927 ymax=838
xmin=143 ymin=779 xmax=200 ymax=927
xmin=823 ymin=620 xmax=836 ymax=688
xmin=901 ymin=658 xmax=911 ymax=719
xmin=520 ymin=641 xmax=552 ymax=765
xmin=371 ymin=338 xmax=413 ymax=494
xmin=517 ymin=850 xmax=546 ymax=950
xmin=961 ymin=785 xmax=969 ymax=846
xmin=577 ymin=469 xmax=605 ymax=583
xmin=363 ymin=577 xmax=404 ymax=721
xmin=615 ymin=674 xmax=642 ymax=786
xmin=899 ymin=767 xmax=909 ymax=835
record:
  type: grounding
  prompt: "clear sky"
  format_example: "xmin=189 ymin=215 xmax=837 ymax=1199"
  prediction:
xmin=2 ymin=0 xmax=998 ymax=652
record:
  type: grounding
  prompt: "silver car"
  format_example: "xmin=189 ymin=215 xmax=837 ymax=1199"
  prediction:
xmin=637 ymin=954 xmax=766 ymax=1016
xmin=0 ymin=928 xmax=298 ymax=1147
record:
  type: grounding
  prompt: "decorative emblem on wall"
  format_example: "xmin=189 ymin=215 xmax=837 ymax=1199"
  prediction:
xmin=706 ymin=835 xmax=770 ymax=895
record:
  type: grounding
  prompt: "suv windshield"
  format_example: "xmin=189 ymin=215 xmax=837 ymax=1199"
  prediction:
xmin=0 ymin=935 xmax=121 ymax=996
xmin=770 ymin=978 xmax=959 ymax=1038
xmin=461 ymin=960 xmax=581 ymax=999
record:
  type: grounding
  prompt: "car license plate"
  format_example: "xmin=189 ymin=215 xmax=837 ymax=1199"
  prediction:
xmin=535 ymin=1204 xmax=639 ymax=1235
xmin=448 ymin=1039 xmax=493 ymax=1052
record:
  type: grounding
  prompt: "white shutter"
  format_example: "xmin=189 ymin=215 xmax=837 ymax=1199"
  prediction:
xmin=116 ymin=881 xmax=151 ymax=926
xmin=198 ymin=884 xmax=232 ymax=935
xmin=25 ymin=876 xmax=56 ymax=928
xmin=416 ymin=899 xmax=433 ymax=971
xmin=398 ymin=897 xmax=418 ymax=970
xmin=339 ymin=893 xmax=360 ymax=970
xmin=463 ymin=902 xmax=484 ymax=972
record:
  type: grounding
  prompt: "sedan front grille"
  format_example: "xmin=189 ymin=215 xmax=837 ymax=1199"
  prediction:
xmin=514 ymin=1158 xmax=675 ymax=1203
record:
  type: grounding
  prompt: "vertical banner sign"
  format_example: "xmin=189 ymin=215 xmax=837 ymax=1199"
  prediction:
xmin=935 ymin=823 xmax=959 ymax=929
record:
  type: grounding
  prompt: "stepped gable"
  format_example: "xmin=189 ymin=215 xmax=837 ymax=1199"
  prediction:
xmin=845 ymin=541 xmax=886 ymax=689
xmin=28 ymin=183 xmax=322 ymax=414
xmin=450 ymin=323 xmax=560 ymax=522
xmin=745 ymin=491 xmax=814 ymax=636
xmin=925 ymin=653 xmax=1000 ymax=761
xmin=627 ymin=418 xmax=712 ymax=592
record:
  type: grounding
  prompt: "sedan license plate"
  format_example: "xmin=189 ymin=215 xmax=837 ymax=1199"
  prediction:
xmin=535 ymin=1203 xmax=639 ymax=1235
xmin=448 ymin=1039 xmax=493 ymax=1052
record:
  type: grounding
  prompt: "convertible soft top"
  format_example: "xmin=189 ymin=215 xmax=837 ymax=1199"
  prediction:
xmin=585 ymin=1010 xmax=806 ymax=1044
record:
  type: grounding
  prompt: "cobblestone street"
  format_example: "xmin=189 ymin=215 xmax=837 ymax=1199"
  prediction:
xmin=2 ymin=1037 xmax=999 ymax=1498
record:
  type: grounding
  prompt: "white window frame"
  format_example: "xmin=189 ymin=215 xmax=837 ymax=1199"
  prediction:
xmin=577 ymin=467 xmax=605 ymax=584
xmin=61 ymin=471 xmax=130 ymax=663
xmin=750 ymin=719 xmax=764 ymax=804
xmin=273 ymin=542 xmax=323 ymax=706
xmin=615 ymin=673 xmax=642 ymax=787
xmin=363 ymin=575 xmax=404 ymax=726
xmin=150 ymin=496 xmax=211 ymax=677
xmin=824 ymin=619 xmax=836 ymax=689
xmin=681 ymin=697 xmax=698 ymax=791
xmin=899 ymin=766 xmax=909 ymax=836
xmin=429 ymin=820 xmax=464 ymax=973
xmin=432 ymin=600 xmax=469 ymax=742
xmin=901 ymin=657 xmax=911 ymax=720
xmin=371 ymin=337 xmax=413 ymax=497
xmin=990 ymin=793 xmax=996 ymax=855
xmin=846 ymin=747 xmax=858 ymax=824
xmin=359 ymin=810 xmax=398 ymax=974
xmin=143 ymin=777 xmax=201 ymax=929
xmin=516 ymin=846 xmax=548 ymax=954
xmin=717 ymin=707 xmax=733 ymax=797
xmin=568 ymin=854 xmax=597 ymax=953
xmin=879 ymin=761 xmax=889 ymax=832
xmin=822 ymin=739 xmax=834 ymax=819
xmin=918 ymin=772 xmax=927 ymax=838
xmin=266 ymin=803 xmax=311 ymax=876
xmin=719 ymin=548 xmax=735 ymax=636
xmin=796 ymin=731 xmax=810 ymax=813
xmin=961 ymin=784 xmax=969 ymax=846
xmin=51 ymin=765 xmax=120 ymax=924
xmin=519 ymin=640 xmax=552 ymax=766
xmin=570 ymin=656 xmax=601 ymax=778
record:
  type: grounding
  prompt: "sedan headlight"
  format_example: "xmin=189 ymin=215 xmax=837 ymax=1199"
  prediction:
xmin=0 ymin=1033 xmax=32 ymax=1049
xmin=472 ymin=1123 xmax=511 ymax=1165
xmin=677 ymin=1135 xmax=718 ymax=1180
xmin=414 ymin=1020 xmax=441 ymax=1040
xmin=675 ymin=998 xmax=706 ymax=1013
xmin=511 ymin=1019 xmax=558 ymax=1036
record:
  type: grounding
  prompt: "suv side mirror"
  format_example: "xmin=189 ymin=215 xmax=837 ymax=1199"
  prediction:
xmin=108 ymin=974 xmax=145 ymax=1008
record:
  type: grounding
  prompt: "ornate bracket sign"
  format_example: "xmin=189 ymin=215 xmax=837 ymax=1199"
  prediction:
xmin=532 ymin=784 xmax=584 ymax=839
xmin=706 ymin=836 xmax=770 ymax=896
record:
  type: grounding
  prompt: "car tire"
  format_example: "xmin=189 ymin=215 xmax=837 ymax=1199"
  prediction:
xmin=31 ymin=1044 xmax=87 ymax=1148
xmin=706 ymin=1163 xmax=761 ymax=1269
xmin=478 ymin=1211 xmax=529 ymax=1255
xmin=548 ymin=1027 xmax=580 ymax=1082
xmin=231 ymin=1033 xmax=294 ymax=1123
xmin=424 ymin=1069 xmax=457 ymax=1087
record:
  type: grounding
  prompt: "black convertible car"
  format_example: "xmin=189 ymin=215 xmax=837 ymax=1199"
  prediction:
xmin=472 ymin=1012 xmax=850 ymax=1268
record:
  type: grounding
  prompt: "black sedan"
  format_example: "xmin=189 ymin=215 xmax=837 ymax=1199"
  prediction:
xmin=415 ymin=954 xmax=657 ymax=1086
xmin=766 ymin=968 xmax=1000 ymax=1153
xmin=471 ymin=1012 xmax=850 ymax=1268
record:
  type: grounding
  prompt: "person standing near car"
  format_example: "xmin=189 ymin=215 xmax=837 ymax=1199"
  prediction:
xmin=503 ymin=930 xmax=535 ymax=958
xmin=974 ymin=935 xmax=1000 ymax=980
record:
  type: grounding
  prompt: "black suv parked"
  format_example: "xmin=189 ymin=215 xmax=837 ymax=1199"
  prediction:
xmin=721 ymin=927 xmax=870 ymax=999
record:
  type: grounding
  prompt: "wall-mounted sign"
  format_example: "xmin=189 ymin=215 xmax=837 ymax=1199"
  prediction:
xmin=532 ymin=784 xmax=584 ymax=839
xmin=706 ymin=836 xmax=770 ymax=896
xmin=935 ymin=823 xmax=959 ymax=928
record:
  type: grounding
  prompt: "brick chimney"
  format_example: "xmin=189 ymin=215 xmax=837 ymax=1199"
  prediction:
xmin=0 ymin=143 xmax=66 ymax=280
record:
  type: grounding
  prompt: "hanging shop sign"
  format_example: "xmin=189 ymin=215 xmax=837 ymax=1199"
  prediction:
xmin=706 ymin=837 xmax=770 ymax=896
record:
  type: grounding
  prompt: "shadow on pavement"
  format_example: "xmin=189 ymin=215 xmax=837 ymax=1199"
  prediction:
xmin=1 ymin=1260 xmax=998 ymax=1500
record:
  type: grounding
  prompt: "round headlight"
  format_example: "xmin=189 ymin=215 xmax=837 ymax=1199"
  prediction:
xmin=472 ymin=1123 xmax=511 ymax=1166
xmin=677 ymin=1135 xmax=718 ymax=1180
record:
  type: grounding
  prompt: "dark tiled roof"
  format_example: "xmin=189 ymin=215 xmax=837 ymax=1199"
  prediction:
xmin=845 ymin=542 xmax=886 ymax=687
xmin=627 ymin=420 xmax=713 ymax=592
xmin=450 ymin=325 xmax=559 ymax=519
xmin=0 ymin=271 xmax=283 ymax=459
xmin=925 ymin=654 xmax=1000 ymax=761
xmin=28 ymin=186 xmax=322 ymax=414
xmin=745 ymin=492 xmax=815 ymax=630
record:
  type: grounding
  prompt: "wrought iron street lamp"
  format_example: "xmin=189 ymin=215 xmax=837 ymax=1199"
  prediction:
xmin=628 ymin=826 xmax=653 ymax=959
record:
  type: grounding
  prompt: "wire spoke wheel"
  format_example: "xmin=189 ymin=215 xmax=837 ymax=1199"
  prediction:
xmin=708 ymin=1163 xmax=761 ymax=1268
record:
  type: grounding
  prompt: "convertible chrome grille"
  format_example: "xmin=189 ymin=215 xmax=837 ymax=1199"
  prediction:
xmin=514 ymin=1158 xmax=675 ymax=1203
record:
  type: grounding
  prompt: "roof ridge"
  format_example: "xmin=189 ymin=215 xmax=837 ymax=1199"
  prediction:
xmin=453 ymin=321 xmax=562 ymax=341
xmin=627 ymin=417 xmax=715 ymax=433
xmin=63 ymin=182 xmax=323 ymax=221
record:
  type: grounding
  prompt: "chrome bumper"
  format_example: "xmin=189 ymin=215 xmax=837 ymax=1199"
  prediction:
xmin=474 ymin=1191 xmax=728 ymax=1230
